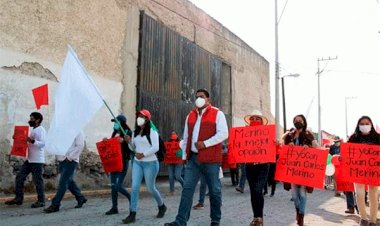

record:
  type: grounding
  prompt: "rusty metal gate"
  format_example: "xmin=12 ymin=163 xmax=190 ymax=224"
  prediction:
xmin=137 ymin=11 xmax=232 ymax=142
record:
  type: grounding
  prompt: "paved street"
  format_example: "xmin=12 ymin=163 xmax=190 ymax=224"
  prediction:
xmin=0 ymin=177 xmax=375 ymax=226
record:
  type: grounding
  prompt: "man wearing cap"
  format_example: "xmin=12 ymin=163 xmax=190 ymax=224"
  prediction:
xmin=165 ymin=88 xmax=229 ymax=226
xmin=243 ymin=110 xmax=270 ymax=226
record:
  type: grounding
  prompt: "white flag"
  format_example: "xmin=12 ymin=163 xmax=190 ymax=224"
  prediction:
xmin=46 ymin=46 xmax=103 ymax=155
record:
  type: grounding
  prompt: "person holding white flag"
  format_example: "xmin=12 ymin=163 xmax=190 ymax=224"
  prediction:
xmin=43 ymin=132 xmax=87 ymax=213
xmin=46 ymin=45 xmax=103 ymax=156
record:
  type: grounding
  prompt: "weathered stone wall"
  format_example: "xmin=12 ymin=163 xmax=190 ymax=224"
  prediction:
xmin=0 ymin=0 xmax=270 ymax=192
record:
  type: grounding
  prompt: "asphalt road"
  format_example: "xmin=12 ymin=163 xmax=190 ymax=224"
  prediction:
xmin=0 ymin=177 xmax=377 ymax=226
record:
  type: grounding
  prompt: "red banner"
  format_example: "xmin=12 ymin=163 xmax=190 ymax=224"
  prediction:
xmin=340 ymin=142 xmax=380 ymax=186
xmin=228 ymin=125 xmax=276 ymax=163
xmin=222 ymin=154 xmax=237 ymax=169
xmin=275 ymin=145 xmax=328 ymax=189
xmin=10 ymin=126 xmax=29 ymax=157
xmin=335 ymin=164 xmax=354 ymax=192
xmin=96 ymin=137 xmax=123 ymax=173
xmin=163 ymin=141 xmax=184 ymax=164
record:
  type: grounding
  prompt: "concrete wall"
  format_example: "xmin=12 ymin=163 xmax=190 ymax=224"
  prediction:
xmin=0 ymin=0 xmax=270 ymax=191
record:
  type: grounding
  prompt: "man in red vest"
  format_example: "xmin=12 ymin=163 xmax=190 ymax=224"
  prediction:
xmin=165 ymin=88 xmax=228 ymax=226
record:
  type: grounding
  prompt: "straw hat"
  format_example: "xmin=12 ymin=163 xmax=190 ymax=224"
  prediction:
xmin=244 ymin=110 xmax=269 ymax=125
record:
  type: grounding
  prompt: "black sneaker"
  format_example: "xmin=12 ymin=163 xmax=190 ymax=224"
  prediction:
xmin=31 ymin=201 xmax=45 ymax=208
xmin=4 ymin=199 xmax=22 ymax=206
xmin=105 ymin=208 xmax=118 ymax=215
xmin=157 ymin=204 xmax=167 ymax=218
xmin=44 ymin=205 xmax=59 ymax=213
xmin=164 ymin=222 xmax=180 ymax=226
xmin=75 ymin=198 xmax=87 ymax=208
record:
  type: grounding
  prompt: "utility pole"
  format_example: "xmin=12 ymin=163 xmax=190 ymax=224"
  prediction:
xmin=317 ymin=56 xmax=337 ymax=146
xmin=275 ymin=0 xmax=280 ymax=141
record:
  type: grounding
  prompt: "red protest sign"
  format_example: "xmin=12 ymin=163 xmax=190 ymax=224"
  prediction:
xmin=335 ymin=164 xmax=354 ymax=192
xmin=10 ymin=126 xmax=29 ymax=157
xmin=275 ymin=145 xmax=328 ymax=189
xmin=163 ymin=141 xmax=184 ymax=164
xmin=340 ymin=142 xmax=380 ymax=186
xmin=96 ymin=137 xmax=123 ymax=173
xmin=228 ymin=125 xmax=276 ymax=163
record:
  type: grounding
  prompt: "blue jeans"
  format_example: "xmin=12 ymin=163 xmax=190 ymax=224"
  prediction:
xmin=291 ymin=184 xmax=307 ymax=214
xmin=110 ymin=161 xmax=131 ymax=209
xmin=238 ymin=163 xmax=247 ymax=189
xmin=246 ymin=163 xmax=269 ymax=218
xmin=198 ymin=175 xmax=207 ymax=204
xmin=345 ymin=191 xmax=355 ymax=209
xmin=174 ymin=154 xmax=222 ymax=225
xmin=15 ymin=161 xmax=44 ymax=203
xmin=130 ymin=160 xmax=163 ymax=212
xmin=52 ymin=160 xmax=85 ymax=207
xmin=168 ymin=164 xmax=184 ymax=192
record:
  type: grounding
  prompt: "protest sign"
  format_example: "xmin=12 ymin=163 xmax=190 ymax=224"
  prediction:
xmin=275 ymin=145 xmax=328 ymax=189
xmin=10 ymin=126 xmax=29 ymax=157
xmin=340 ymin=142 xmax=380 ymax=186
xmin=228 ymin=125 xmax=276 ymax=163
xmin=96 ymin=137 xmax=123 ymax=173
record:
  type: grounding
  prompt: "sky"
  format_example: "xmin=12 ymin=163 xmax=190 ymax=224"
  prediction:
xmin=188 ymin=0 xmax=380 ymax=140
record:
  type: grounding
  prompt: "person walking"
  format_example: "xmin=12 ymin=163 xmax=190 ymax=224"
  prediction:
xmin=192 ymin=175 xmax=207 ymax=210
xmin=283 ymin=114 xmax=318 ymax=226
xmin=105 ymin=114 xmax=133 ymax=215
xmin=347 ymin=116 xmax=380 ymax=226
xmin=44 ymin=132 xmax=87 ymax=213
xmin=243 ymin=110 xmax=271 ymax=226
xmin=166 ymin=131 xmax=184 ymax=195
xmin=164 ymin=88 xmax=229 ymax=226
xmin=235 ymin=163 xmax=246 ymax=193
xmin=5 ymin=112 xmax=46 ymax=208
xmin=122 ymin=109 xmax=167 ymax=224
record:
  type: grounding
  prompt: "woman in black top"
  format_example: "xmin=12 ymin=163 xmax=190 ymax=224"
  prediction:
xmin=105 ymin=114 xmax=133 ymax=215
xmin=347 ymin=116 xmax=380 ymax=226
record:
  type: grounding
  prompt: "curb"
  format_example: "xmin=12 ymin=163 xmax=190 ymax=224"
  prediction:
xmin=0 ymin=186 xmax=150 ymax=204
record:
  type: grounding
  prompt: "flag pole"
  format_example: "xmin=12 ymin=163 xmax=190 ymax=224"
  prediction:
xmin=67 ymin=45 xmax=128 ymax=137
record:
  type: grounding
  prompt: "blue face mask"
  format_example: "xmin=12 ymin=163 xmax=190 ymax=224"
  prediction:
xmin=113 ymin=123 xmax=120 ymax=130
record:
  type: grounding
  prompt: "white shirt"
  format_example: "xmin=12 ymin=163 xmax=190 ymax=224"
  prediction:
xmin=131 ymin=128 xmax=159 ymax=162
xmin=27 ymin=126 xmax=46 ymax=163
xmin=180 ymin=108 xmax=229 ymax=159
xmin=56 ymin=132 xmax=84 ymax=163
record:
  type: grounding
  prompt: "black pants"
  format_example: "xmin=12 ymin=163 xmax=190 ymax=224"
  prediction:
xmin=267 ymin=163 xmax=277 ymax=195
xmin=246 ymin=163 xmax=269 ymax=218
xmin=15 ymin=161 xmax=45 ymax=202
xmin=229 ymin=168 xmax=239 ymax=186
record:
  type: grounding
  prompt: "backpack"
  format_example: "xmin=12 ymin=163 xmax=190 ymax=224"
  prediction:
xmin=146 ymin=134 xmax=166 ymax=162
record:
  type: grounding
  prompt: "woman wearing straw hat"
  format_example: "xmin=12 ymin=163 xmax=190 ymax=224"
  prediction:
xmin=243 ymin=110 xmax=270 ymax=226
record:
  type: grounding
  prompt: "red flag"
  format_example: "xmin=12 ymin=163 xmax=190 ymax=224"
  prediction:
xmin=32 ymin=84 xmax=48 ymax=109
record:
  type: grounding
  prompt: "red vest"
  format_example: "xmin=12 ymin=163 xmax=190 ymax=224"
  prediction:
xmin=186 ymin=105 xmax=223 ymax=163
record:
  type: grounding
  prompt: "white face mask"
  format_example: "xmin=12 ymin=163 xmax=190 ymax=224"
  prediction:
xmin=195 ymin=97 xmax=206 ymax=108
xmin=359 ymin=125 xmax=371 ymax=134
xmin=137 ymin=117 xmax=146 ymax=127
